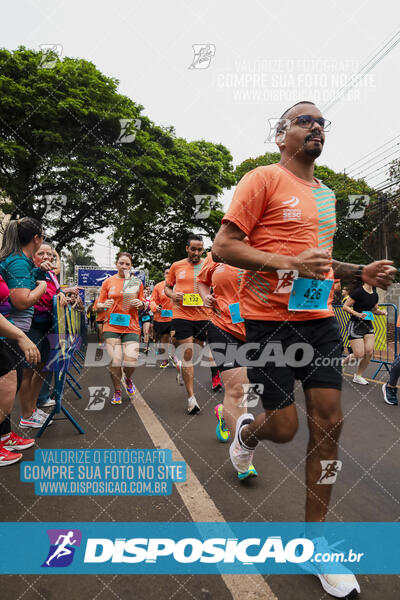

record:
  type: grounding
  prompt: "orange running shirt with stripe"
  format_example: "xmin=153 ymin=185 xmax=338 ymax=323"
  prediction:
xmin=98 ymin=274 xmax=144 ymax=335
xmin=166 ymin=258 xmax=210 ymax=321
xmin=150 ymin=281 xmax=173 ymax=323
xmin=197 ymin=253 xmax=246 ymax=341
xmin=222 ymin=163 xmax=336 ymax=322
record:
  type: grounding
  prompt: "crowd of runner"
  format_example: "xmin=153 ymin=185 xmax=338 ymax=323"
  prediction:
xmin=1 ymin=100 xmax=400 ymax=598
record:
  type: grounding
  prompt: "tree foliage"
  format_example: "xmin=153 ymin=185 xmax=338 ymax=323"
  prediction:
xmin=0 ymin=46 xmax=235 ymax=267
xmin=113 ymin=138 xmax=235 ymax=269
xmin=64 ymin=242 xmax=98 ymax=280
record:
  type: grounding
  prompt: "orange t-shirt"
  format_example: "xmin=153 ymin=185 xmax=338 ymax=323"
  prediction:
xmin=222 ymin=163 xmax=336 ymax=322
xmin=93 ymin=298 xmax=106 ymax=323
xmin=197 ymin=253 xmax=246 ymax=341
xmin=98 ymin=274 xmax=144 ymax=334
xmin=166 ymin=258 xmax=210 ymax=321
xmin=150 ymin=281 xmax=173 ymax=323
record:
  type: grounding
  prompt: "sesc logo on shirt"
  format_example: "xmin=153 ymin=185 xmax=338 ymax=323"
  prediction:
xmin=178 ymin=271 xmax=186 ymax=279
xmin=282 ymin=196 xmax=302 ymax=221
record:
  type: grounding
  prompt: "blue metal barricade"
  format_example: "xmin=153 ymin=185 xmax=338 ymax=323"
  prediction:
xmin=333 ymin=303 xmax=398 ymax=379
xmin=35 ymin=296 xmax=85 ymax=438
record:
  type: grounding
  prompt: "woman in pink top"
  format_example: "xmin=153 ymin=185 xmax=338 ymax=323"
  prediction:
xmin=23 ymin=243 xmax=67 ymax=418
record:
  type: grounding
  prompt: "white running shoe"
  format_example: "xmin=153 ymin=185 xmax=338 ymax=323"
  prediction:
xmin=187 ymin=396 xmax=200 ymax=415
xmin=353 ymin=374 xmax=368 ymax=385
xmin=317 ymin=572 xmax=360 ymax=598
xmin=305 ymin=537 xmax=360 ymax=598
xmin=19 ymin=409 xmax=53 ymax=429
xmin=229 ymin=413 xmax=255 ymax=473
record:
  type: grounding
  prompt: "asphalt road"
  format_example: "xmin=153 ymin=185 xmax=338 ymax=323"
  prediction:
xmin=1 ymin=336 xmax=399 ymax=599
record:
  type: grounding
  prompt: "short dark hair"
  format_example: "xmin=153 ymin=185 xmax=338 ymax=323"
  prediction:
xmin=187 ymin=233 xmax=203 ymax=246
xmin=280 ymin=100 xmax=315 ymax=120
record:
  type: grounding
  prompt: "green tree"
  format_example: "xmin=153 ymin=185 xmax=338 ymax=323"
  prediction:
xmin=0 ymin=47 xmax=235 ymax=266
xmin=64 ymin=242 xmax=98 ymax=281
xmin=0 ymin=47 xmax=176 ymax=251
xmin=113 ymin=138 xmax=235 ymax=268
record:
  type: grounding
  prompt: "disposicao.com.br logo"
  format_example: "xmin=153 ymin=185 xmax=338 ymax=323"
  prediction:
xmin=83 ymin=536 xmax=313 ymax=564
xmin=42 ymin=529 xmax=82 ymax=567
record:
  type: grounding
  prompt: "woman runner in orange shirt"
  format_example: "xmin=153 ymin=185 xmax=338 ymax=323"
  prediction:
xmin=97 ymin=252 xmax=145 ymax=405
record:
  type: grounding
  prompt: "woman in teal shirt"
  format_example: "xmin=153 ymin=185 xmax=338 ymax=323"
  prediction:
xmin=0 ymin=217 xmax=52 ymax=428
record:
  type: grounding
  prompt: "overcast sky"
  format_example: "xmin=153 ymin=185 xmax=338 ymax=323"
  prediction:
xmin=4 ymin=0 xmax=400 ymax=264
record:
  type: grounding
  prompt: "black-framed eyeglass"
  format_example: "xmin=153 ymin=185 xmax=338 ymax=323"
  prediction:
xmin=290 ymin=114 xmax=331 ymax=131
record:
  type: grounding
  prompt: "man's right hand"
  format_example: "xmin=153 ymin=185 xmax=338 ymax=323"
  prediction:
xmin=173 ymin=292 xmax=184 ymax=305
xmin=104 ymin=299 xmax=114 ymax=308
xmin=204 ymin=293 xmax=216 ymax=308
xmin=290 ymin=248 xmax=331 ymax=279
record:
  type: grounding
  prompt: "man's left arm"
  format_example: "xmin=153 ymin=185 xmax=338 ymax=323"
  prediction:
xmin=332 ymin=259 xmax=396 ymax=290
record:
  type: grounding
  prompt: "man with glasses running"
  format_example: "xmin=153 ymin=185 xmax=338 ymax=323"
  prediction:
xmin=213 ymin=101 xmax=395 ymax=598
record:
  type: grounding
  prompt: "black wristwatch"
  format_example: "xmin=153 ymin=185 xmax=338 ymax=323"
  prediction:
xmin=355 ymin=265 xmax=365 ymax=281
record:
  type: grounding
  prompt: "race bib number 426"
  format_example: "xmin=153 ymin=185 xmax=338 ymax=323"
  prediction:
xmin=288 ymin=278 xmax=333 ymax=311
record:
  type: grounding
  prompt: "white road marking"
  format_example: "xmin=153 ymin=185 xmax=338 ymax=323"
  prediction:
xmin=133 ymin=390 xmax=278 ymax=600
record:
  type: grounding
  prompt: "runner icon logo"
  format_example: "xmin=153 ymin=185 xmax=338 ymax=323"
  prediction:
xmin=117 ymin=118 xmax=142 ymax=144
xmin=274 ymin=270 xmax=298 ymax=294
xmin=193 ymin=195 xmax=215 ymax=220
xmin=240 ymin=383 xmax=264 ymax=408
xmin=346 ymin=195 xmax=370 ymax=220
xmin=188 ymin=44 xmax=216 ymax=69
xmin=38 ymin=44 xmax=63 ymax=68
xmin=42 ymin=529 xmax=82 ymax=567
xmin=317 ymin=460 xmax=342 ymax=485
xmin=265 ymin=118 xmax=290 ymax=143
xmin=86 ymin=387 xmax=110 ymax=411
xmin=43 ymin=194 xmax=67 ymax=221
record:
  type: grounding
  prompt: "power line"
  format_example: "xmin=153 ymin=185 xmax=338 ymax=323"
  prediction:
xmin=375 ymin=179 xmax=400 ymax=192
xmin=345 ymin=133 xmax=400 ymax=171
xmin=347 ymin=142 xmax=400 ymax=177
xmin=323 ymin=29 xmax=400 ymax=112
xmin=355 ymin=158 xmax=397 ymax=182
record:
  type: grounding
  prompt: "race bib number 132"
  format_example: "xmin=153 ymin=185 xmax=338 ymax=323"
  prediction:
xmin=182 ymin=293 xmax=203 ymax=306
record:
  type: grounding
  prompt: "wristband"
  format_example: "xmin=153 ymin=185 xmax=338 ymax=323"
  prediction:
xmin=355 ymin=265 xmax=365 ymax=280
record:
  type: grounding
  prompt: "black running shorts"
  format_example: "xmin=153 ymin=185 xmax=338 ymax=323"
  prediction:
xmin=154 ymin=320 xmax=172 ymax=336
xmin=245 ymin=317 xmax=342 ymax=410
xmin=171 ymin=318 xmax=208 ymax=342
xmin=207 ymin=321 xmax=244 ymax=372
xmin=347 ymin=318 xmax=374 ymax=340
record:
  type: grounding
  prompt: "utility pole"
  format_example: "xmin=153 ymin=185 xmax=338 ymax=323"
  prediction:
xmin=377 ymin=194 xmax=388 ymax=260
